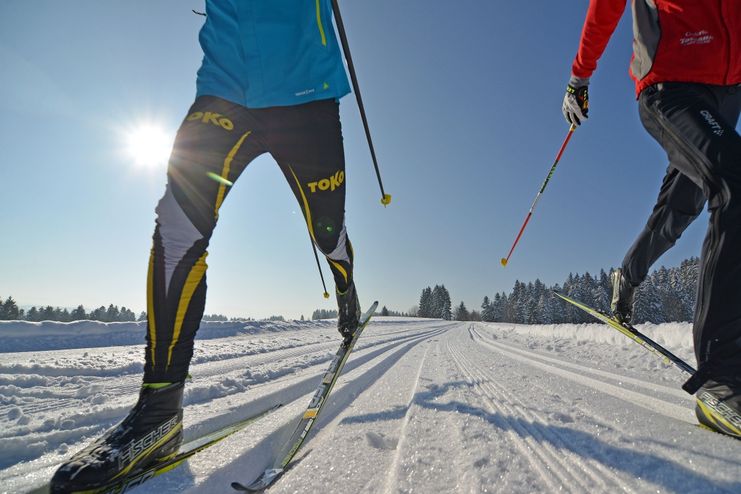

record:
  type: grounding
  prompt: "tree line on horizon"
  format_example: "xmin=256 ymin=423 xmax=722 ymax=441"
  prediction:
xmin=311 ymin=306 xmax=412 ymax=320
xmin=2 ymin=257 xmax=699 ymax=325
xmin=478 ymin=257 xmax=699 ymax=324
xmin=408 ymin=258 xmax=698 ymax=324
xmin=0 ymin=298 xmax=260 ymax=323
xmin=0 ymin=300 xmax=140 ymax=322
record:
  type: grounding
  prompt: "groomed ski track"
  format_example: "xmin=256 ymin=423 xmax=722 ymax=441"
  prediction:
xmin=2 ymin=318 xmax=740 ymax=493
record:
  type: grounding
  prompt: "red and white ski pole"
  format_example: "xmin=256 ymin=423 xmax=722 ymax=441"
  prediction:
xmin=501 ymin=124 xmax=576 ymax=267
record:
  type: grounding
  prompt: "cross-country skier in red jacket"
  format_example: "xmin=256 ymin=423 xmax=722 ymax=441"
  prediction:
xmin=562 ymin=0 xmax=741 ymax=438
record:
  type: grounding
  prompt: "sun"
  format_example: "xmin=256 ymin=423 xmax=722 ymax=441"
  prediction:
xmin=125 ymin=123 xmax=173 ymax=168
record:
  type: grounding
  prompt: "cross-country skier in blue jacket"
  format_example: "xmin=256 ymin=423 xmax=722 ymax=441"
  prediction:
xmin=51 ymin=2 xmax=364 ymax=490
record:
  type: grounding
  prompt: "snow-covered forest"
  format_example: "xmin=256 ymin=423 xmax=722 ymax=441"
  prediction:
xmin=479 ymin=258 xmax=699 ymax=325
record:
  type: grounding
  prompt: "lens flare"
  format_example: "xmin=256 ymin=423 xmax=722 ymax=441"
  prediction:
xmin=206 ymin=172 xmax=234 ymax=186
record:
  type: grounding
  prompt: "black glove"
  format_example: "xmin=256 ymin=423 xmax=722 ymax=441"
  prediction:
xmin=562 ymin=78 xmax=589 ymax=126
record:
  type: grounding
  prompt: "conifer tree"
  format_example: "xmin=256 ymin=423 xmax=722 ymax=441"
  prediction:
xmin=440 ymin=285 xmax=452 ymax=320
xmin=418 ymin=287 xmax=433 ymax=318
xmin=40 ymin=306 xmax=56 ymax=321
xmin=26 ymin=307 xmax=39 ymax=321
xmin=431 ymin=285 xmax=444 ymax=319
xmin=596 ymin=269 xmax=611 ymax=313
xmin=492 ymin=293 xmax=507 ymax=322
xmin=71 ymin=305 xmax=87 ymax=320
xmin=1 ymin=296 xmax=20 ymax=320
xmin=454 ymin=301 xmax=469 ymax=321
xmin=634 ymin=276 xmax=665 ymax=323
xmin=677 ymin=257 xmax=699 ymax=321
xmin=481 ymin=296 xmax=494 ymax=322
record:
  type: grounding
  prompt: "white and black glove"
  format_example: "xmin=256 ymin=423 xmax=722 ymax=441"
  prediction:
xmin=562 ymin=76 xmax=590 ymax=126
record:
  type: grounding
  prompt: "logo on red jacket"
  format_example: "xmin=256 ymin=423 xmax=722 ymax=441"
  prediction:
xmin=680 ymin=31 xmax=714 ymax=46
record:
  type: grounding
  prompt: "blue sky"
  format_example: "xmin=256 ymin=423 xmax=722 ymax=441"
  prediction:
xmin=0 ymin=1 xmax=722 ymax=319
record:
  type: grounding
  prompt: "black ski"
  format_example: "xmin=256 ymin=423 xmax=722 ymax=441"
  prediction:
xmin=554 ymin=291 xmax=695 ymax=375
xmin=34 ymin=404 xmax=282 ymax=494
xmin=232 ymin=301 xmax=378 ymax=492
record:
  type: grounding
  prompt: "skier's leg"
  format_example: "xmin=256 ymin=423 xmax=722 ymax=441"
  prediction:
xmin=612 ymin=147 xmax=705 ymax=323
xmin=267 ymin=99 xmax=360 ymax=338
xmin=50 ymin=96 xmax=264 ymax=491
xmin=268 ymin=99 xmax=353 ymax=291
xmin=639 ymin=83 xmax=741 ymax=368
xmin=621 ymin=169 xmax=705 ymax=285
xmin=639 ymin=82 xmax=741 ymax=436
xmin=146 ymin=96 xmax=264 ymax=383
xmin=623 ymin=84 xmax=741 ymax=286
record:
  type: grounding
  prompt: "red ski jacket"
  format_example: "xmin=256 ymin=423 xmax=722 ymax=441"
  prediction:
xmin=572 ymin=0 xmax=741 ymax=96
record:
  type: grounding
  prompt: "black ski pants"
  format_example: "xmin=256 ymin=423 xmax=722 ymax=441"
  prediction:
xmin=622 ymin=85 xmax=741 ymax=286
xmin=144 ymin=96 xmax=354 ymax=383
xmin=635 ymin=83 xmax=741 ymax=375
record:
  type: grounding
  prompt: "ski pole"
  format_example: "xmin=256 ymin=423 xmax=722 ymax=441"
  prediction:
xmin=501 ymin=124 xmax=576 ymax=267
xmin=331 ymin=0 xmax=392 ymax=207
xmin=309 ymin=236 xmax=331 ymax=299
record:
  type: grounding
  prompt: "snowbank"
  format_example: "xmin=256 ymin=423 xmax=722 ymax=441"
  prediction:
xmin=0 ymin=319 xmax=329 ymax=353
xmin=496 ymin=321 xmax=693 ymax=352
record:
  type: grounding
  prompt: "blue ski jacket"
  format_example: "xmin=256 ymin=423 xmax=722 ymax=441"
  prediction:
xmin=196 ymin=0 xmax=351 ymax=108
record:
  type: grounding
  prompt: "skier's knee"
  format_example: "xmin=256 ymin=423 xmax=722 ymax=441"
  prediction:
xmin=708 ymin=182 xmax=741 ymax=227
xmin=317 ymin=226 xmax=352 ymax=266
xmin=155 ymin=186 xmax=208 ymax=253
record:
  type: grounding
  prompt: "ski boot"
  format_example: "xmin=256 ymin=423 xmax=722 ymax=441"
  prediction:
xmin=337 ymin=282 xmax=361 ymax=345
xmin=695 ymin=378 xmax=741 ymax=439
xmin=611 ymin=268 xmax=636 ymax=324
xmin=50 ymin=381 xmax=184 ymax=493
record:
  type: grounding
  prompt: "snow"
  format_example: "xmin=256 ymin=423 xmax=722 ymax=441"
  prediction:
xmin=1 ymin=317 xmax=740 ymax=493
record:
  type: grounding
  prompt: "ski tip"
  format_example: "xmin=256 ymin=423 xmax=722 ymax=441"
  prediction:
xmin=500 ymin=258 xmax=508 ymax=267
xmin=232 ymin=480 xmax=266 ymax=492
xmin=231 ymin=482 xmax=248 ymax=491
xmin=234 ymin=468 xmax=285 ymax=492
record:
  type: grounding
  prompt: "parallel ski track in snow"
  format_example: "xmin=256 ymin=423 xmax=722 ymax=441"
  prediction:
xmin=380 ymin=340 xmax=431 ymax=494
xmin=195 ymin=322 xmax=457 ymax=494
xmin=0 ymin=325 xmax=433 ymax=422
xmin=468 ymin=324 xmax=693 ymax=424
xmin=0 ymin=322 xmax=451 ymax=468
xmin=446 ymin=325 xmax=631 ymax=493
xmin=1 ymin=322 xmax=453 ymax=488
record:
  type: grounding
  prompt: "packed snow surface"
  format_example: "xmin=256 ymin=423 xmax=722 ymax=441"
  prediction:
xmin=1 ymin=317 xmax=740 ymax=493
